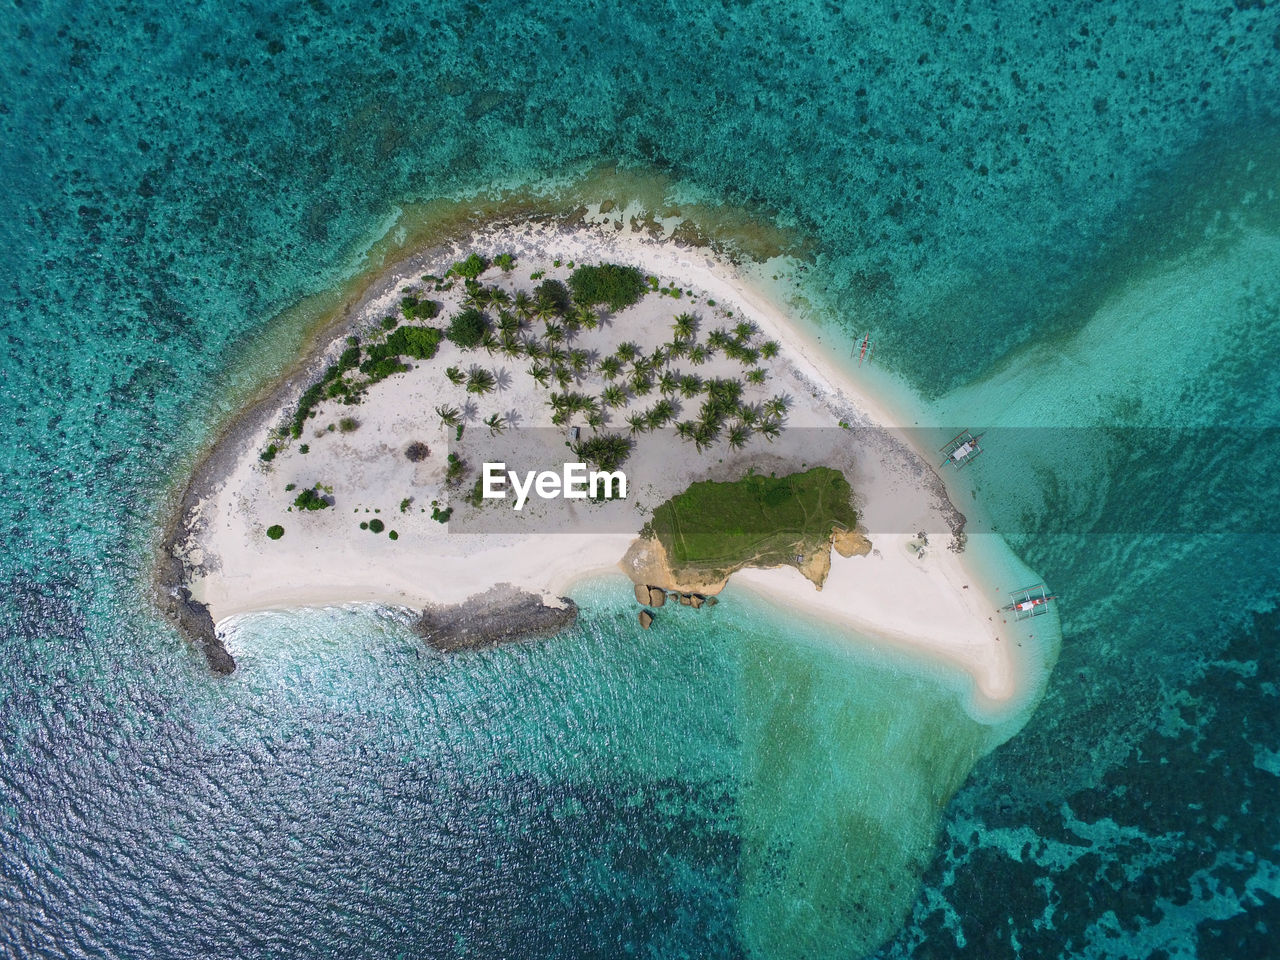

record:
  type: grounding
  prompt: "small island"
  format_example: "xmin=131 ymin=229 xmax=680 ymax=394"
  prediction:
xmin=160 ymin=212 xmax=1018 ymax=708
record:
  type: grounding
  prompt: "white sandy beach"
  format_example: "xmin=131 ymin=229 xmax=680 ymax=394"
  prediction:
xmin=178 ymin=211 xmax=1031 ymax=715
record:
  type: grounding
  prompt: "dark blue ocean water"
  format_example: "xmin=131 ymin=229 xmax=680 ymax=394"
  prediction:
xmin=2 ymin=0 xmax=1279 ymax=957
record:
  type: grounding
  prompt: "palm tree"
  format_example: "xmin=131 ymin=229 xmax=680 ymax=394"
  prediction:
xmin=485 ymin=413 xmax=505 ymax=436
xmin=544 ymin=322 xmax=565 ymax=344
xmin=689 ymin=345 xmax=710 ymax=366
xmin=707 ymin=329 xmax=732 ymax=350
xmin=672 ymin=312 xmax=696 ymax=341
xmin=678 ymin=374 xmax=702 ymax=398
xmin=554 ymin=367 xmax=573 ymax=389
xmin=602 ymin=385 xmax=628 ymax=408
xmin=764 ymin=395 xmax=789 ymax=418
xmin=435 ymin=404 xmax=461 ymax=428
xmin=693 ymin=421 xmax=717 ymax=453
xmin=746 ymin=368 xmax=767 ymax=385
xmin=649 ymin=398 xmax=675 ymax=427
xmin=631 ymin=372 xmax=654 ymax=397
xmin=568 ymin=348 xmax=591 ymax=375
xmin=626 ymin=412 xmax=650 ymax=435
xmin=649 ymin=347 xmax=667 ymax=369
xmin=480 ymin=331 xmax=500 ymax=356
xmin=615 ymin=342 xmax=639 ymax=363
xmin=513 ymin=291 xmax=534 ymax=321
xmin=488 ymin=288 xmax=511 ymax=308
xmin=467 ymin=368 xmax=497 ymax=395
xmin=586 ymin=409 xmax=605 ymax=430
xmin=499 ymin=333 xmax=523 ymax=359
xmin=666 ymin=339 xmax=688 ymax=360
xmin=575 ymin=303 xmax=599 ymax=330
xmin=523 ymin=338 xmax=547 ymax=360
xmin=760 ymin=340 xmax=780 ymax=360
xmin=445 ymin=366 xmax=466 ymax=386
xmin=675 ymin=420 xmax=696 ymax=442
xmin=727 ymin=424 xmax=748 ymax=450
xmin=758 ymin=417 xmax=781 ymax=442
xmin=658 ymin=371 xmax=678 ymax=395
xmin=734 ymin=320 xmax=757 ymax=342
xmin=600 ymin=356 xmax=623 ymax=380
xmin=497 ymin=310 xmax=520 ymax=336
xmin=529 ymin=364 xmax=552 ymax=388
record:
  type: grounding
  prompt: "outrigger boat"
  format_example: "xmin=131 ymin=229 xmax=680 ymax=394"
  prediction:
xmin=857 ymin=333 xmax=874 ymax=366
xmin=1002 ymin=584 xmax=1058 ymax=621
xmin=940 ymin=428 xmax=985 ymax=468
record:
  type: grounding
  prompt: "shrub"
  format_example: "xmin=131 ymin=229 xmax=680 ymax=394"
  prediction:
xmin=369 ymin=518 xmax=385 ymax=533
xmin=266 ymin=524 xmax=284 ymax=540
xmin=447 ymin=308 xmax=488 ymax=348
xmin=431 ymin=505 xmax=453 ymax=523
xmin=494 ymin=253 xmax=515 ymax=272
xmin=399 ymin=497 xmax=412 ymax=513
xmin=293 ymin=488 xmax=330 ymax=511
xmin=388 ymin=530 xmax=398 ymax=540
xmin=534 ymin=279 xmax=571 ymax=315
xmin=451 ymin=253 xmax=488 ymax=280
xmin=291 ymin=382 xmax=326 ymax=437
xmin=383 ymin=324 xmax=443 ymax=359
xmin=299 ymin=444 xmax=309 ymax=453
xmin=399 ymin=296 xmax=440 ymax=322
xmin=406 ymin=441 xmax=430 ymax=462
xmin=568 ymin=264 xmax=646 ymax=310
xmin=338 ymin=416 xmax=360 ymax=433
xmin=260 ymin=444 xmax=278 ymax=462
xmin=360 ymin=521 xmax=368 ymax=530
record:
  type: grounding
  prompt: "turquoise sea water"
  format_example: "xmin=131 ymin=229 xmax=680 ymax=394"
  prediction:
xmin=2 ymin=1 xmax=1278 ymax=957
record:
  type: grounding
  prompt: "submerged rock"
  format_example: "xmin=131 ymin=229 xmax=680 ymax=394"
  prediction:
xmin=414 ymin=583 xmax=578 ymax=652
xmin=638 ymin=609 xmax=654 ymax=629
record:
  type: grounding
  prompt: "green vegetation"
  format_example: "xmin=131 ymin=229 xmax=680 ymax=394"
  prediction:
xmin=451 ymin=253 xmax=488 ymax=280
xmin=338 ymin=416 xmax=360 ymax=433
xmin=535 ymin=278 xmax=571 ymax=316
xmin=648 ymin=467 xmax=856 ymax=579
xmin=399 ymin=296 xmax=440 ymax=322
xmin=447 ymin=308 xmax=488 ymax=348
xmin=574 ymin=432 xmax=634 ymax=472
xmin=494 ymin=253 xmax=515 ymax=272
xmin=466 ymin=367 xmax=497 ymax=395
xmin=382 ymin=324 xmax=443 ymax=359
xmin=260 ymin=444 xmax=278 ymax=462
xmin=369 ymin=518 xmax=385 ymax=533
xmin=446 ymin=452 xmax=466 ymax=486
xmin=568 ymin=263 xmax=647 ymax=310
xmin=400 ymin=497 xmax=412 ymax=513
xmin=293 ymin=487 xmax=331 ymax=511
xmin=388 ymin=530 xmax=399 ymax=540
xmin=266 ymin=524 xmax=284 ymax=540
xmin=431 ymin=503 xmax=453 ymax=523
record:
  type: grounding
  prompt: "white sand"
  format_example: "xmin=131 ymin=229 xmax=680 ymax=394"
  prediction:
xmin=180 ymin=212 xmax=1022 ymax=712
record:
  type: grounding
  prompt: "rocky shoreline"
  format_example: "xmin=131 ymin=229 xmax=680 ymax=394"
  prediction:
xmin=413 ymin=584 xmax=579 ymax=652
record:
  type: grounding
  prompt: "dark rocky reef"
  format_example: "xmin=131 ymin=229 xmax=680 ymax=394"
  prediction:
xmin=162 ymin=583 xmax=236 ymax=674
xmin=413 ymin=583 xmax=578 ymax=652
